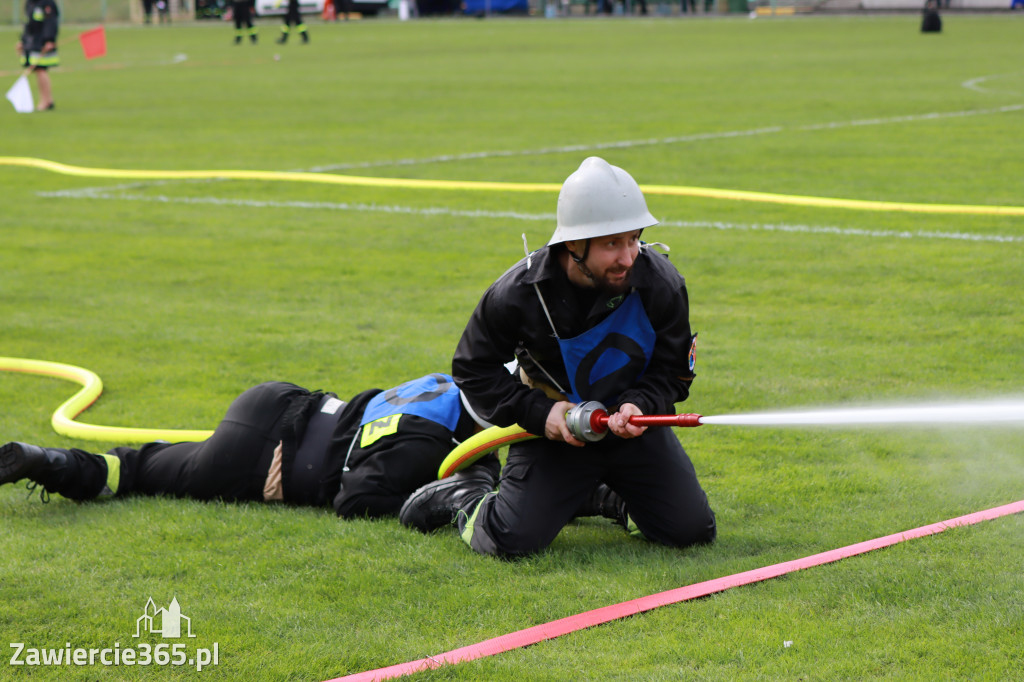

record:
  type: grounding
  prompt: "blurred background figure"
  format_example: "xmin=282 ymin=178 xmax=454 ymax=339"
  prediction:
xmin=921 ymin=0 xmax=941 ymax=32
xmin=232 ymin=0 xmax=258 ymax=43
xmin=277 ymin=0 xmax=309 ymax=43
xmin=156 ymin=0 xmax=172 ymax=22
xmin=16 ymin=0 xmax=59 ymax=111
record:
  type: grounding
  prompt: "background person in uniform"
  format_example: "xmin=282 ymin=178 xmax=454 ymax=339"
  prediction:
xmin=1 ymin=373 xmax=496 ymax=518
xmin=277 ymin=0 xmax=309 ymax=44
xmin=232 ymin=0 xmax=258 ymax=43
xmin=400 ymin=157 xmax=716 ymax=558
xmin=16 ymin=0 xmax=59 ymax=112
xmin=920 ymin=0 xmax=941 ymax=33
xmin=156 ymin=0 xmax=172 ymax=22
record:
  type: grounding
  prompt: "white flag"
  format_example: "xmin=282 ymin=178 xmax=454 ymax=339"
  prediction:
xmin=6 ymin=75 xmax=34 ymax=114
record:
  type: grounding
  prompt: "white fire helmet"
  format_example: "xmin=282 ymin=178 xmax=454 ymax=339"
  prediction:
xmin=549 ymin=157 xmax=658 ymax=246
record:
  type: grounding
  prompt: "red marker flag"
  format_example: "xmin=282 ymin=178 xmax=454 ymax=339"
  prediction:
xmin=79 ymin=27 xmax=107 ymax=60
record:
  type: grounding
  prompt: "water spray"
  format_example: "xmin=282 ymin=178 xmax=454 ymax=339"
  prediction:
xmin=699 ymin=400 xmax=1024 ymax=427
xmin=564 ymin=399 xmax=1024 ymax=442
xmin=441 ymin=397 xmax=1024 ymax=478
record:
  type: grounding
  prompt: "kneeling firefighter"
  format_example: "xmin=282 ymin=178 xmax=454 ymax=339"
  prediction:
xmin=400 ymin=157 xmax=716 ymax=557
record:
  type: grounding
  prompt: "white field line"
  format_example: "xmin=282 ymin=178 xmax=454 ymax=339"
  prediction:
xmin=38 ymin=189 xmax=1024 ymax=244
xmin=961 ymin=74 xmax=1022 ymax=96
xmin=51 ymin=102 xmax=1024 ymax=199
xmin=306 ymin=104 xmax=1024 ymax=172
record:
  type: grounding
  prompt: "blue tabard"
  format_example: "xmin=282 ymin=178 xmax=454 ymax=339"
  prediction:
xmin=558 ymin=292 xmax=656 ymax=404
xmin=360 ymin=373 xmax=461 ymax=432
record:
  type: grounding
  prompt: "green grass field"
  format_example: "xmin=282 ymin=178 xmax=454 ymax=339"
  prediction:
xmin=2 ymin=13 xmax=1023 ymax=681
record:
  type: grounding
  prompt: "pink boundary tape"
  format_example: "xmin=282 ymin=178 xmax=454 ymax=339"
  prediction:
xmin=328 ymin=499 xmax=1024 ymax=682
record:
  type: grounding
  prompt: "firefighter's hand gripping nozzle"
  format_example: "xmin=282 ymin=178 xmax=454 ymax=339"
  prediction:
xmin=564 ymin=401 xmax=703 ymax=442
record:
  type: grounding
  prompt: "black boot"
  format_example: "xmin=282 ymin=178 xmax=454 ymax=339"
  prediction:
xmin=0 ymin=442 xmax=69 ymax=492
xmin=399 ymin=462 xmax=497 ymax=532
xmin=574 ymin=483 xmax=627 ymax=527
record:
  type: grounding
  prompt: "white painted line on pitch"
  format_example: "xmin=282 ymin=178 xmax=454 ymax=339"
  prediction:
xmin=304 ymin=127 xmax=787 ymax=171
xmin=38 ymin=190 xmax=1024 ymax=244
xmin=307 ymin=104 xmax=1024 ymax=171
xmin=673 ymin=219 xmax=1024 ymax=243
xmin=961 ymin=74 xmax=1022 ymax=96
xmin=37 ymin=189 xmax=557 ymax=222
xmin=43 ymin=103 xmax=1023 ymax=199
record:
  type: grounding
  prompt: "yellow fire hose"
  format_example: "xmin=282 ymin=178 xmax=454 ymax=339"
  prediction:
xmin=4 ymin=156 xmax=1024 ymax=216
xmin=1 ymin=355 xmax=517 ymax=478
xmin=0 ymin=357 xmax=213 ymax=444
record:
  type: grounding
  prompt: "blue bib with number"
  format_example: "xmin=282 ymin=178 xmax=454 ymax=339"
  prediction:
xmin=360 ymin=373 xmax=461 ymax=432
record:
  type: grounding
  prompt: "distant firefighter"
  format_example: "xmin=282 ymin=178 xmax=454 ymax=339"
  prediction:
xmin=278 ymin=0 xmax=309 ymax=43
xmin=921 ymin=0 xmax=942 ymax=33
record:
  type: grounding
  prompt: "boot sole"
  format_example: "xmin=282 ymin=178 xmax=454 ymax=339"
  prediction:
xmin=0 ymin=442 xmax=31 ymax=486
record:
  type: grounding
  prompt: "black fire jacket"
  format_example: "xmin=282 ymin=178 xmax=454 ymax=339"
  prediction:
xmin=452 ymin=243 xmax=697 ymax=437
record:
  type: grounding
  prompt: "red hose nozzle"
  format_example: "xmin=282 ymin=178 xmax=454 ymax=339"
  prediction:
xmin=565 ymin=401 xmax=703 ymax=442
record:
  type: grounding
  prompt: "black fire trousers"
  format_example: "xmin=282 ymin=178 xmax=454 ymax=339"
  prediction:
xmin=461 ymin=426 xmax=716 ymax=558
xmin=57 ymin=382 xmax=309 ymax=502
xmin=232 ymin=1 xmax=254 ymax=30
xmin=282 ymin=0 xmax=302 ymax=26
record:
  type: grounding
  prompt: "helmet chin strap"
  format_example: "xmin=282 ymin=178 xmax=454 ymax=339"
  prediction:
xmin=566 ymin=228 xmax=644 ymax=292
xmin=567 ymin=239 xmax=598 ymax=285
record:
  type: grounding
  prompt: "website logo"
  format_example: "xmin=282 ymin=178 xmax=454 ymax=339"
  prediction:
xmin=9 ymin=597 xmax=219 ymax=672
xmin=135 ymin=597 xmax=196 ymax=638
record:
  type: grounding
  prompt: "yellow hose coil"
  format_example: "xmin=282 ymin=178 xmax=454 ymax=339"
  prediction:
xmin=0 ymin=357 xmax=213 ymax=443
